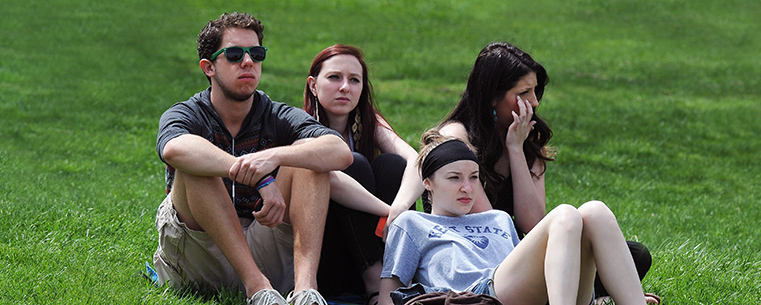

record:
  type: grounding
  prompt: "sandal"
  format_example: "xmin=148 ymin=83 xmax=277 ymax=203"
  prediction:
xmin=287 ymin=289 xmax=328 ymax=305
xmin=247 ymin=289 xmax=288 ymax=305
xmin=592 ymin=292 xmax=661 ymax=305
xmin=592 ymin=296 xmax=613 ymax=305
xmin=644 ymin=293 xmax=661 ymax=304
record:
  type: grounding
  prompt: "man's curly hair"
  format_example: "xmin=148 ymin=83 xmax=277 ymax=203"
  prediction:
xmin=197 ymin=12 xmax=264 ymax=62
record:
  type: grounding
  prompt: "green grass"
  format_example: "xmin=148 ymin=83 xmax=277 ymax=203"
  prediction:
xmin=2 ymin=0 xmax=759 ymax=304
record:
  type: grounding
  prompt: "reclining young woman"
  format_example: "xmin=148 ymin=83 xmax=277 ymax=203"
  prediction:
xmin=379 ymin=131 xmax=649 ymax=305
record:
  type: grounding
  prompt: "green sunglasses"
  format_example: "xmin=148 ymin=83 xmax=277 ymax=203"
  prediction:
xmin=210 ymin=46 xmax=268 ymax=63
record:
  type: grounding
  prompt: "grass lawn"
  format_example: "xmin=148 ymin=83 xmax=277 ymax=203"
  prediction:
xmin=1 ymin=0 xmax=759 ymax=304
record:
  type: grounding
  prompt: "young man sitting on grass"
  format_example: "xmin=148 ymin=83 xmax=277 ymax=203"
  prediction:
xmin=152 ymin=12 xmax=352 ymax=305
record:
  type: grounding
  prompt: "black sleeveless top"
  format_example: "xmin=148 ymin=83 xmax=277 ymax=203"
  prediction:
xmin=490 ymin=175 xmax=527 ymax=237
xmin=491 ymin=176 xmax=515 ymax=216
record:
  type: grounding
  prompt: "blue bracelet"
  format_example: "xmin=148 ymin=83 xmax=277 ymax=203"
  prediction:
xmin=256 ymin=176 xmax=275 ymax=190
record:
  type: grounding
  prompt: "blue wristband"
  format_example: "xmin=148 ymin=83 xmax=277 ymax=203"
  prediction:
xmin=256 ymin=176 xmax=275 ymax=190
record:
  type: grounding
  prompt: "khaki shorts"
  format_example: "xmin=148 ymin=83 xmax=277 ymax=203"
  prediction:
xmin=153 ymin=195 xmax=295 ymax=294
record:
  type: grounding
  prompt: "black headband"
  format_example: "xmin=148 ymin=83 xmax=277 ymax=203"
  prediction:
xmin=421 ymin=140 xmax=478 ymax=179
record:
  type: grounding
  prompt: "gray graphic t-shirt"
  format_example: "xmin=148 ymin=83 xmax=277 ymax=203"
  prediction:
xmin=382 ymin=210 xmax=521 ymax=291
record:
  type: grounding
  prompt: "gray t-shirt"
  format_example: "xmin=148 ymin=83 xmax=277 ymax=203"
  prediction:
xmin=382 ymin=210 xmax=521 ymax=291
xmin=156 ymin=88 xmax=340 ymax=217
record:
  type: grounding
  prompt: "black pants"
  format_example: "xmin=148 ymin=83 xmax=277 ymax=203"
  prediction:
xmin=317 ymin=153 xmax=407 ymax=296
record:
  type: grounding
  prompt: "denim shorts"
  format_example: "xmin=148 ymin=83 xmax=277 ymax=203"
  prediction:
xmin=466 ymin=268 xmax=497 ymax=297
xmin=394 ymin=267 xmax=592 ymax=304
xmin=465 ymin=267 xmax=593 ymax=304
xmin=390 ymin=269 xmax=497 ymax=305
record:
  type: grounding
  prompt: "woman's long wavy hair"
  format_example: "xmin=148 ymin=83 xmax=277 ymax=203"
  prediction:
xmin=303 ymin=44 xmax=380 ymax=161
xmin=441 ymin=42 xmax=554 ymax=201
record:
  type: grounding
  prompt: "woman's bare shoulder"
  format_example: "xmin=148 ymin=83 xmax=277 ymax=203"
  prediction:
xmin=438 ymin=122 xmax=470 ymax=144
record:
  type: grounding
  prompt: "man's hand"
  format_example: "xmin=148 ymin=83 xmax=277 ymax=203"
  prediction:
xmin=229 ymin=149 xmax=280 ymax=186
xmin=253 ymin=182 xmax=286 ymax=227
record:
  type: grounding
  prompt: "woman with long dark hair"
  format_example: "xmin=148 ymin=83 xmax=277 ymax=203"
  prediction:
xmin=438 ymin=41 xmax=552 ymax=234
xmin=386 ymin=42 xmax=659 ymax=304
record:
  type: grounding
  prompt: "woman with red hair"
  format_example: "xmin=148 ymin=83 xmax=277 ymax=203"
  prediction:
xmin=304 ymin=45 xmax=424 ymax=305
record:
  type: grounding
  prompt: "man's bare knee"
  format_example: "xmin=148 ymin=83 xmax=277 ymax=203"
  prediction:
xmin=278 ymin=167 xmax=330 ymax=198
xmin=292 ymin=167 xmax=329 ymax=184
xmin=171 ymin=171 xmax=228 ymax=231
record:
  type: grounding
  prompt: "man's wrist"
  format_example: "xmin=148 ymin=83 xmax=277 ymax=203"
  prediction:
xmin=255 ymin=175 xmax=275 ymax=190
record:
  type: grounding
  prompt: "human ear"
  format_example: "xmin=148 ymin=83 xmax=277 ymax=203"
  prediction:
xmin=307 ymin=76 xmax=318 ymax=97
xmin=200 ymin=59 xmax=215 ymax=78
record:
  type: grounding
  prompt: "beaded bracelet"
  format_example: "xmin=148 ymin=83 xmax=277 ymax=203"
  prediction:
xmin=255 ymin=175 xmax=275 ymax=190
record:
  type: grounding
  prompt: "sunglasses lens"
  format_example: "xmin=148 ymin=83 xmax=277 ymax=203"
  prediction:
xmin=225 ymin=47 xmax=245 ymax=62
xmin=250 ymin=47 xmax=266 ymax=62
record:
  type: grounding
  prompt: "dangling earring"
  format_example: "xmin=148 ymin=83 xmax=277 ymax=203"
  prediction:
xmin=351 ymin=109 xmax=362 ymax=149
xmin=492 ymin=109 xmax=498 ymax=122
xmin=313 ymin=98 xmax=320 ymax=123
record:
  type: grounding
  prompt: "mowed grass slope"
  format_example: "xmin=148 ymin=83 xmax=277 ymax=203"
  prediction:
xmin=1 ymin=0 xmax=759 ymax=304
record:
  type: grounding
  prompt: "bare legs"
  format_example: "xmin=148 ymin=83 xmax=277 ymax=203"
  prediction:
xmin=278 ymin=167 xmax=330 ymax=292
xmin=492 ymin=201 xmax=646 ymax=305
xmin=578 ymin=201 xmax=645 ymax=303
xmin=172 ymin=171 xmax=271 ymax=296
xmin=171 ymin=167 xmax=330 ymax=298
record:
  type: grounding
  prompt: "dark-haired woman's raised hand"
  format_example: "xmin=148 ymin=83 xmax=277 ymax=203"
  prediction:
xmin=505 ymin=96 xmax=536 ymax=151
